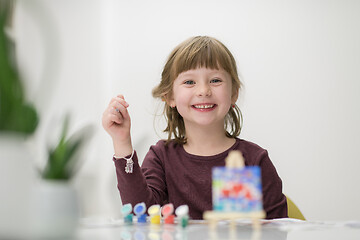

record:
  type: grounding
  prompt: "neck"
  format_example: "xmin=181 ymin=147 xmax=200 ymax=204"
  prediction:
xmin=183 ymin=123 xmax=236 ymax=156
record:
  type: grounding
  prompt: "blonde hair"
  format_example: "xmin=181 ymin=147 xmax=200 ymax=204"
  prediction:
xmin=152 ymin=36 xmax=243 ymax=145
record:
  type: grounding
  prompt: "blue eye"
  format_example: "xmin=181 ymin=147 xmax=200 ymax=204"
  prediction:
xmin=210 ymin=78 xmax=222 ymax=83
xmin=184 ymin=80 xmax=195 ymax=85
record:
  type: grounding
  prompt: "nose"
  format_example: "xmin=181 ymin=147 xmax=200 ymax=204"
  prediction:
xmin=197 ymin=82 xmax=211 ymax=97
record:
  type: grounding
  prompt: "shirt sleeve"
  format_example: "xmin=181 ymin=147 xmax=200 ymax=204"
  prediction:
xmin=258 ymin=150 xmax=288 ymax=219
xmin=113 ymin=149 xmax=168 ymax=208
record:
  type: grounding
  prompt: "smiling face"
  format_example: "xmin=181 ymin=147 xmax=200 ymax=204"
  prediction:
xmin=152 ymin=36 xmax=243 ymax=144
xmin=169 ymin=67 xmax=238 ymax=130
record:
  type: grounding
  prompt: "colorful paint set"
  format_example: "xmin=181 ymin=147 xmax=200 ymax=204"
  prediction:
xmin=121 ymin=203 xmax=189 ymax=227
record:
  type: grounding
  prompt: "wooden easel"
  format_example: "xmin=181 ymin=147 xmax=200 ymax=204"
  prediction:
xmin=203 ymin=150 xmax=265 ymax=230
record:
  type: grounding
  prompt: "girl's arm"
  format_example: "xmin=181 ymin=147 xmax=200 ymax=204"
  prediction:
xmin=113 ymin=149 xmax=168 ymax=208
xmin=103 ymin=96 xmax=168 ymax=207
xmin=259 ymin=150 xmax=288 ymax=219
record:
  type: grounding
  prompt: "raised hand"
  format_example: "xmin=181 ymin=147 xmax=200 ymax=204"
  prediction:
xmin=102 ymin=94 xmax=133 ymax=157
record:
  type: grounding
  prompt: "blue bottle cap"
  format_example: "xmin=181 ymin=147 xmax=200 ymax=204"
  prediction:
xmin=134 ymin=202 xmax=146 ymax=216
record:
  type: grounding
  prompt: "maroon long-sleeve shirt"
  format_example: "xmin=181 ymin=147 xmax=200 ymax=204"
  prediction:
xmin=114 ymin=138 xmax=288 ymax=219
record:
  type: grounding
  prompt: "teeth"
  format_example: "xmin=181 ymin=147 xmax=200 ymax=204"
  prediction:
xmin=194 ymin=104 xmax=214 ymax=109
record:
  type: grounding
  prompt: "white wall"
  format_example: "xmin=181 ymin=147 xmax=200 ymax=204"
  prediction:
xmin=14 ymin=0 xmax=360 ymax=221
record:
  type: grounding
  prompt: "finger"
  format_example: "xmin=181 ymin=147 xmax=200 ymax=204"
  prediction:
xmin=103 ymin=105 xmax=124 ymax=122
xmin=102 ymin=112 xmax=122 ymax=131
xmin=110 ymin=107 xmax=122 ymax=116
xmin=110 ymin=96 xmax=129 ymax=109
xmin=109 ymin=95 xmax=127 ymax=105
xmin=109 ymin=113 xmax=123 ymax=125
xmin=111 ymin=101 xmax=128 ymax=116
xmin=112 ymin=103 xmax=129 ymax=122
xmin=104 ymin=107 xmax=124 ymax=121
xmin=110 ymin=107 xmax=131 ymax=126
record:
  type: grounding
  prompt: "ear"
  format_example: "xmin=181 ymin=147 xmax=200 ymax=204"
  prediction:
xmin=164 ymin=93 xmax=176 ymax=108
xmin=231 ymin=88 xmax=239 ymax=104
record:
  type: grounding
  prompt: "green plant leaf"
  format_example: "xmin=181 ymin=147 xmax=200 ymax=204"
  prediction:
xmin=42 ymin=115 xmax=93 ymax=180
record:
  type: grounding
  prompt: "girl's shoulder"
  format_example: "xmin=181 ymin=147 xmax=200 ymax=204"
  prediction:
xmin=148 ymin=139 xmax=183 ymax=157
xmin=145 ymin=139 xmax=187 ymax=166
xmin=151 ymin=139 xmax=180 ymax=150
xmin=234 ymin=138 xmax=269 ymax=164
xmin=235 ymin=138 xmax=266 ymax=151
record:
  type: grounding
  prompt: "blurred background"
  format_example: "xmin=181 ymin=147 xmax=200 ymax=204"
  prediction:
xmin=5 ymin=0 xmax=360 ymax=222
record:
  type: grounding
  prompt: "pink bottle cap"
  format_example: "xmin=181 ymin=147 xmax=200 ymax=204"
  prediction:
xmin=161 ymin=203 xmax=174 ymax=217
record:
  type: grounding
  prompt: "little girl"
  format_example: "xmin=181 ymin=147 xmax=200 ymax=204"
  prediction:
xmin=102 ymin=36 xmax=288 ymax=220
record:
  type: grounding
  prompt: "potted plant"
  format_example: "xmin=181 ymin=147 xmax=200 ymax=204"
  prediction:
xmin=1 ymin=2 xmax=93 ymax=239
xmin=41 ymin=115 xmax=92 ymax=181
xmin=30 ymin=115 xmax=93 ymax=239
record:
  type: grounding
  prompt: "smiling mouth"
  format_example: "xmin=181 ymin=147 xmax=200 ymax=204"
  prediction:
xmin=192 ymin=104 xmax=216 ymax=109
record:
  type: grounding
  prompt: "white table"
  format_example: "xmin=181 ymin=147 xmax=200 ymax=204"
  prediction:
xmin=76 ymin=218 xmax=360 ymax=240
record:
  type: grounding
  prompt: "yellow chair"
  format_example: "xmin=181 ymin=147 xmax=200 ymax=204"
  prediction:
xmin=286 ymin=196 xmax=306 ymax=220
